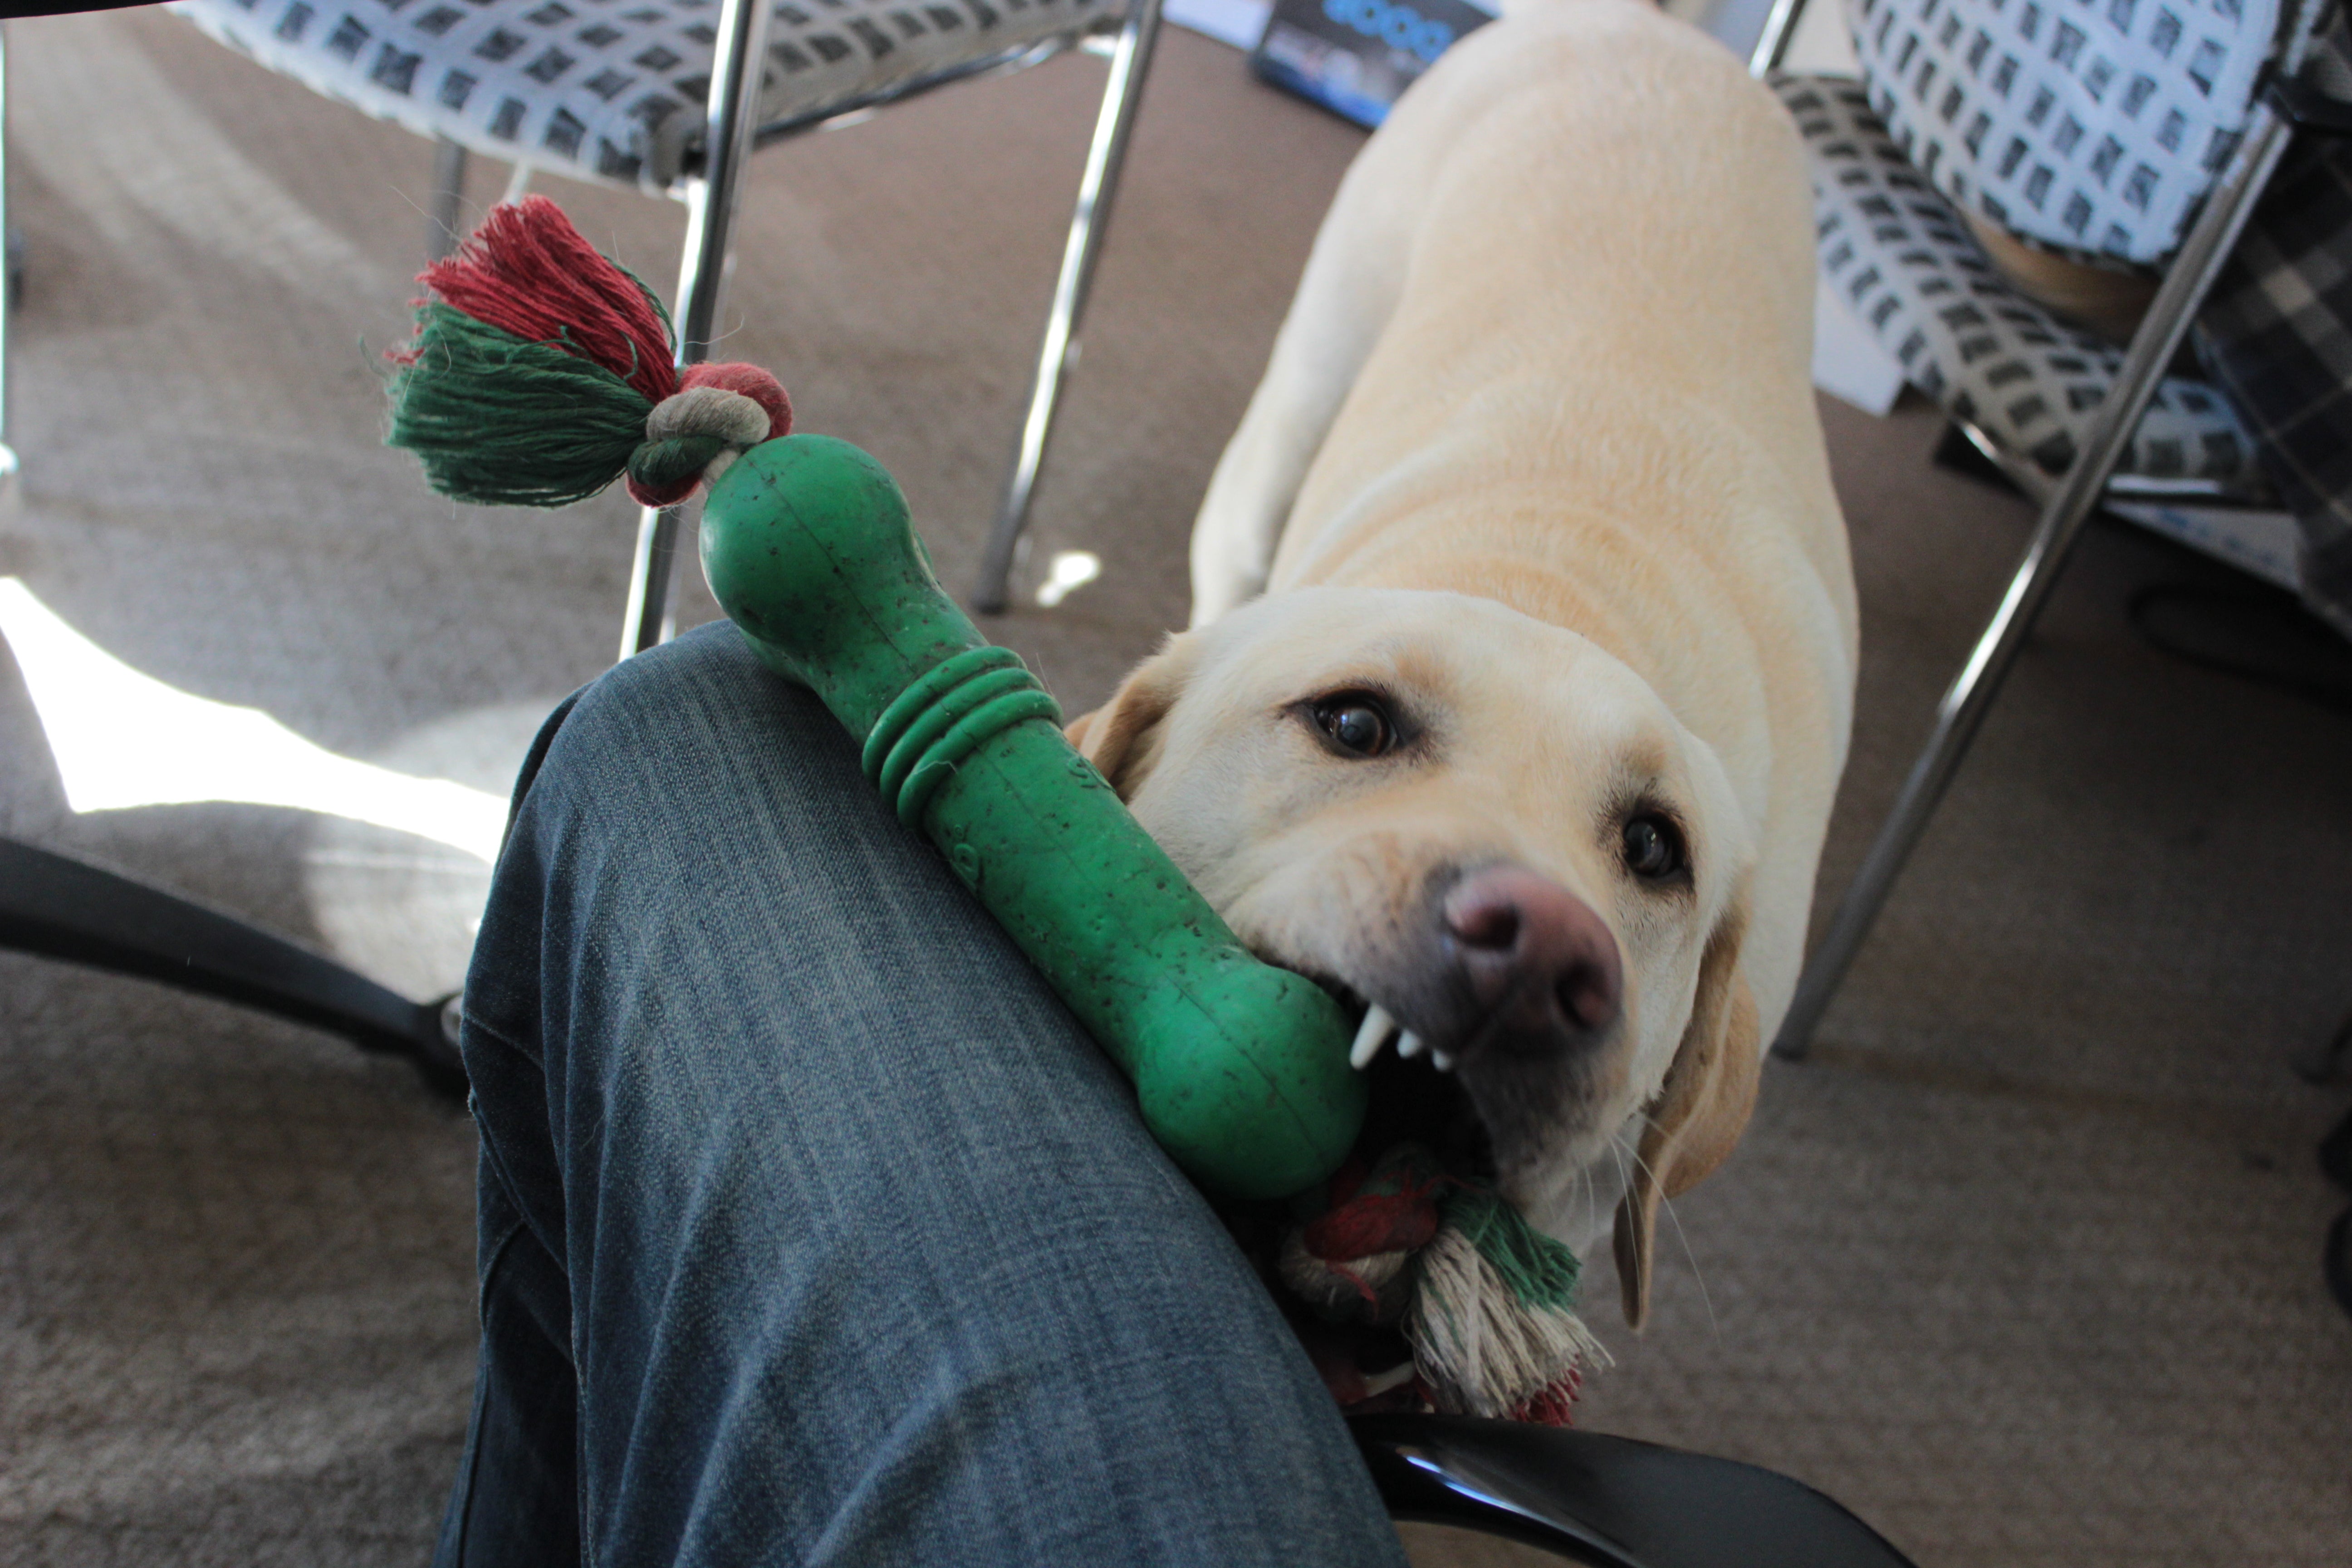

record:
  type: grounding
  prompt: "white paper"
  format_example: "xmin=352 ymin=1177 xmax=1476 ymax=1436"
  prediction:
xmin=1166 ymin=0 xmax=1497 ymax=52
xmin=2104 ymin=502 xmax=2305 ymax=592
xmin=1166 ymin=0 xmax=1273 ymax=49
xmin=1811 ymin=274 xmax=1907 ymax=416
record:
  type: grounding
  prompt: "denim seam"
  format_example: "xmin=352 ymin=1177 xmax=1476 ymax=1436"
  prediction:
xmin=462 ymin=1005 xmax=536 ymax=1064
xmin=465 ymin=1013 xmax=593 ymax=1559
xmin=448 ymin=1377 xmax=493 ymax=1568
xmin=474 ymin=1204 xmax=528 ymax=1323
xmin=448 ymin=1217 xmax=531 ymax=1568
xmin=464 ymin=1009 xmax=569 ymax=1282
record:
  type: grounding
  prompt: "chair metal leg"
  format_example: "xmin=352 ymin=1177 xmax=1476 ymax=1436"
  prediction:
xmin=619 ymin=0 xmax=774 ymax=661
xmin=426 ymin=136 xmax=469 ymax=262
xmin=0 ymin=21 xmax=18 ymax=495
xmin=1772 ymin=106 xmax=2297 ymax=1060
xmin=1747 ymin=0 xmax=1810 ymax=76
xmin=969 ymin=0 xmax=1164 ymax=614
xmin=0 ymin=837 xmax=466 ymax=1097
xmin=499 ymin=157 xmax=534 ymax=207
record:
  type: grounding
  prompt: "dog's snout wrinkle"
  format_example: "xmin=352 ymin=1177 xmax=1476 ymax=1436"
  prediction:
xmin=1446 ymin=897 xmax=1519 ymax=952
xmin=1441 ymin=865 xmax=1623 ymax=1053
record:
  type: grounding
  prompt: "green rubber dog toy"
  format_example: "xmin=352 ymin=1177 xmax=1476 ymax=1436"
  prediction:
xmin=702 ymin=435 xmax=1365 ymax=1197
xmin=387 ymin=199 xmax=1364 ymax=1199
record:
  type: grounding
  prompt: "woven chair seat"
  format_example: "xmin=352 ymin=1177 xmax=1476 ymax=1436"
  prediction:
xmin=170 ymin=0 xmax=1113 ymax=193
xmin=1776 ymin=72 xmax=2259 ymax=490
xmin=1842 ymin=0 xmax=2280 ymax=268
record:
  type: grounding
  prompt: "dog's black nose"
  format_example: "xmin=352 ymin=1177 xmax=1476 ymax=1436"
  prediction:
xmin=1441 ymin=865 xmax=1622 ymax=1052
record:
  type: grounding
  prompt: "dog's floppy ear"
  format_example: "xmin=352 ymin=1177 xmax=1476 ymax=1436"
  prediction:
xmin=1612 ymin=892 xmax=1760 ymax=1331
xmin=1063 ymin=632 xmax=1202 ymax=799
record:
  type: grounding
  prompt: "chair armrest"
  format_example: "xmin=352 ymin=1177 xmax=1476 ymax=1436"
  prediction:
xmin=2274 ymin=77 xmax=2352 ymax=135
xmin=1349 ymin=1413 xmax=1919 ymax=1568
xmin=2276 ymin=27 xmax=2352 ymax=136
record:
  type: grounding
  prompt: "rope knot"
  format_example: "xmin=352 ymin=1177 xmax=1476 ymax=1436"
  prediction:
xmin=387 ymin=199 xmax=800 ymax=512
xmin=624 ymin=363 xmax=794 ymax=508
xmin=1277 ymin=1142 xmax=1606 ymax=1424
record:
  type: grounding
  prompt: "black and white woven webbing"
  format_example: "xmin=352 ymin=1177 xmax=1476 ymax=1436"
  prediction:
xmin=171 ymin=0 xmax=1110 ymax=192
xmin=1848 ymin=0 xmax=2282 ymax=265
xmin=1780 ymin=74 xmax=2257 ymax=487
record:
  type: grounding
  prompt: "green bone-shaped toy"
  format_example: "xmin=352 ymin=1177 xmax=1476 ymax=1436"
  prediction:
xmin=382 ymin=199 xmax=1361 ymax=1198
xmin=700 ymin=435 xmax=1366 ymax=1200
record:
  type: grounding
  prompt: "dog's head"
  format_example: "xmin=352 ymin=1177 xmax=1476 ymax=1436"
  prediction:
xmin=1068 ymin=588 xmax=1761 ymax=1327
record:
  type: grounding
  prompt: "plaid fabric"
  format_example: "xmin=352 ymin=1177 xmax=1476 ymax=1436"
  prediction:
xmin=2196 ymin=129 xmax=2352 ymax=635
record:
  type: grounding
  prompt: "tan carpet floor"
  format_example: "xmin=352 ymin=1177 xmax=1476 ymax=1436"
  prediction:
xmin=2 ymin=9 xmax=2348 ymax=1566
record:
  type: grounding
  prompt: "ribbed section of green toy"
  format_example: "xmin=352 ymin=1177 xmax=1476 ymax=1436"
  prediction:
xmin=861 ymin=647 xmax=1064 ymax=829
xmin=700 ymin=436 xmax=1366 ymax=1200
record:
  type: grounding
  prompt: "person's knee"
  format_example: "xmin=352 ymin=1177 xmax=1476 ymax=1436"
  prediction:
xmin=525 ymin=622 xmax=848 ymax=826
xmin=599 ymin=617 xmax=765 ymax=706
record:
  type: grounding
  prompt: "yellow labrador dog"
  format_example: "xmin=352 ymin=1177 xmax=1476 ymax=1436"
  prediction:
xmin=1068 ymin=0 xmax=1857 ymax=1328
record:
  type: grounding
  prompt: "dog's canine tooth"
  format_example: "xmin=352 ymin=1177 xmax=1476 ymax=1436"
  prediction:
xmin=1431 ymin=1048 xmax=1456 ymax=1073
xmin=1349 ymin=1004 xmax=1398 ymax=1070
xmin=1397 ymin=1031 xmax=1425 ymax=1059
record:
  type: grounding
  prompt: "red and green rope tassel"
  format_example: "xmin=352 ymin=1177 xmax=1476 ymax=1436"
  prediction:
xmin=1280 ymin=1144 xmax=1606 ymax=1425
xmin=386 ymin=196 xmax=792 ymax=510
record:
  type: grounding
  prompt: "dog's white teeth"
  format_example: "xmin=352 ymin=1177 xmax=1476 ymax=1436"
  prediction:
xmin=1349 ymin=1004 xmax=1399 ymax=1070
xmin=1397 ymin=1031 xmax=1425 ymax=1059
xmin=1431 ymin=1048 xmax=1456 ymax=1073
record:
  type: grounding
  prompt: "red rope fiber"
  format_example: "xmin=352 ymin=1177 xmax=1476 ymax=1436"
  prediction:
xmin=418 ymin=196 xmax=678 ymax=403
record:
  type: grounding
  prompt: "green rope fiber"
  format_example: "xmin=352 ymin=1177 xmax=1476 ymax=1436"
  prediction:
xmin=387 ymin=304 xmax=654 ymax=508
xmin=1442 ymin=1187 xmax=1582 ymax=1312
xmin=628 ymin=432 xmax=733 ymax=499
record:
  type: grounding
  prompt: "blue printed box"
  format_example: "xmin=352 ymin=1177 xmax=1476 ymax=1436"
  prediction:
xmin=1250 ymin=0 xmax=1498 ymax=127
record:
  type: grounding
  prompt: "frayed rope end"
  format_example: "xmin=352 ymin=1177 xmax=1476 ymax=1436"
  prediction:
xmin=386 ymin=198 xmax=792 ymax=511
xmin=1279 ymin=1144 xmax=1608 ymax=1425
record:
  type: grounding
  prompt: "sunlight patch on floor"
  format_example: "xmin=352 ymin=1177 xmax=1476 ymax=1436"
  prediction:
xmin=1035 ymin=549 xmax=1102 ymax=608
xmin=0 ymin=576 xmax=507 ymax=862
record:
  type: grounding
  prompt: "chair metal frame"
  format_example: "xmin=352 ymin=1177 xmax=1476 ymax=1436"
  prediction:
xmin=493 ymin=0 xmax=1170 ymax=653
xmin=0 ymin=12 xmax=491 ymax=1094
xmin=397 ymin=0 xmax=1162 ymax=647
xmin=1752 ymin=0 xmax=2336 ymax=1058
xmin=0 ymin=18 xmax=15 ymax=499
xmin=0 ymin=0 xmax=1160 ymax=1084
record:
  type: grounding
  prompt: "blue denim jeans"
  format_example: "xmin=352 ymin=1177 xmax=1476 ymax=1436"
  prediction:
xmin=435 ymin=622 xmax=1406 ymax=1567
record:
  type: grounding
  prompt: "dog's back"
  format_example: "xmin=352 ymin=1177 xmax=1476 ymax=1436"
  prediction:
xmin=1275 ymin=1 xmax=1838 ymax=598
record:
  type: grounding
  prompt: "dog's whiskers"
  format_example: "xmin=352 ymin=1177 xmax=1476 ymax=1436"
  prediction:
xmin=1613 ymin=1127 xmax=1721 ymax=1340
xmin=1604 ymin=1134 xmax=1633 ymax=1225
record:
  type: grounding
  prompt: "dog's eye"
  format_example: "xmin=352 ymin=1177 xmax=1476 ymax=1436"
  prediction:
xmin=1622 ymin=814 xmax=1686 ymax=881
xmin=1311 ymin=694 xmax=1395 ymax=757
